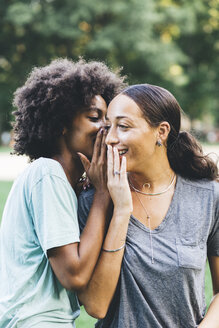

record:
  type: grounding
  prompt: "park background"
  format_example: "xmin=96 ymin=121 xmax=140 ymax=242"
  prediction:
xmin=0 ymin=0 xmax=219 ymax=327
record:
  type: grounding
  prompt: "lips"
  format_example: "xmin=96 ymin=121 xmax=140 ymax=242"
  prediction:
xmin=118 ymin=149 xmax=128 ymax=156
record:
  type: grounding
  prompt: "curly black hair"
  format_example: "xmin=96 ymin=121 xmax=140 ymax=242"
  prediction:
xmin=12 ymin=58 xmax=126 ymax=160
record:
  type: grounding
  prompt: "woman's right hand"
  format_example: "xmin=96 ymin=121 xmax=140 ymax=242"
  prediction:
xmin=78 ymin=128 xmax=108 ymax=193
xmin=107 ymin=145 xmax=133 ymax=215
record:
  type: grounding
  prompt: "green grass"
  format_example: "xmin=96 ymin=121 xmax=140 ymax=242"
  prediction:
xmin=76 ymin=307 xmax=97 ymax=327
xmin=0 ymin=180 xmax=213 ymax=325
xmin=0 ymin=146 xmax=12 ymax=153
xmin=205 ymin=262 xmax=213 ymax=307
xmin=0 ymin=181 xmax=13 ymax=219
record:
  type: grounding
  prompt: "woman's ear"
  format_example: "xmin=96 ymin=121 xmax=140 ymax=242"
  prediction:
xmin=157 ymin=121 xmax=171 ymax=146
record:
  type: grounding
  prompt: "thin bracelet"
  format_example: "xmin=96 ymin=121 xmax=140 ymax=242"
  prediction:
xmin=102 ymin=243 xmax=126 ymax=253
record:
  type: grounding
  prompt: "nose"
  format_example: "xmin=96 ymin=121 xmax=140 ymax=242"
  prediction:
xmin=94 ymin=119 xmax=105 ymax=133
xmin=100 ymin=116 xmax=107 ymax=128
xmin=105 ymin=126 xmax=119 ymax=146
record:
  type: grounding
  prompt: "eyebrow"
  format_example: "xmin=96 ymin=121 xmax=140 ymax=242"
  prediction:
xmin=105 ymin=115 xmax=128 ymax=120
xmin=88 ymin=107 xmax=99 ymax=112
xmin=87 ymin=107 xmax=104 ymax=116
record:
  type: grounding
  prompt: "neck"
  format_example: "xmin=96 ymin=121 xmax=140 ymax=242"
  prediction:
xmin=128 ymin=156 xmax=175 ymax=194
xmin=53 ymin=152 xmax=84 ymax=189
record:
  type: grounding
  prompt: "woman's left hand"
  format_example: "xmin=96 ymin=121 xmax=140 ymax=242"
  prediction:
xmin=107 ymin=145 xmax=133 ymax=215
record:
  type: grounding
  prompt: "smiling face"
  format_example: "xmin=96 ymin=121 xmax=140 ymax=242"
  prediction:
xmin=64 ymin=95 xmax=107 ymax=160
xmin=105 ymin=94 xmax=160 ymax=172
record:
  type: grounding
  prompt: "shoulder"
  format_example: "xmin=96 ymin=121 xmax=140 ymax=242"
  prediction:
xmin=78 ymin=187 xmax=95 ymax=203
xmin=13 ymin=157 xmax=70 ymax=198
xmin=179 ymin=175 xmax=218 ymax=193
xmin=31 ymin=157 xmax=66 ymax=177
xmin=178 ymin=176 xmax=219 ymax=209
xmin=78 ymin=187 xmax=95 ymax=216
xmin=28 ymin=159 xmax=77 ymax=205
xmin=25 ymin=157 xmax=67 ymax=185
xmin=78 ymin=187 xmax=95 ymax=232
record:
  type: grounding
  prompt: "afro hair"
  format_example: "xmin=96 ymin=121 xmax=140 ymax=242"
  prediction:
xmin=12 ymin=58 xmax=127 ymax=160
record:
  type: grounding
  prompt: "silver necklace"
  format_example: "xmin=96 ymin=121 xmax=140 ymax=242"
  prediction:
xmin=130 ymin=174 xmax=176 ymax=264
xmin=133 ymin=190 xmax=154 ymax=264
xmin=129 ymin=174 xmax=176 ymax=196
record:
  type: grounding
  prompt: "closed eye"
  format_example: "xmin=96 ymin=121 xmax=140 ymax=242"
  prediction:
xmin=104 ymin=125 xmax=111 ymax=131
xmin=118 ymin=124 xmax=129 ymax=129
xmin=88 ymin=116 xmax=99 ymax=122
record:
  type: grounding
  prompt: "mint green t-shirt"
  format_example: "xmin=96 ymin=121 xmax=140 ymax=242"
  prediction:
xmin=0 ymin=158 xmax=80 ymax=327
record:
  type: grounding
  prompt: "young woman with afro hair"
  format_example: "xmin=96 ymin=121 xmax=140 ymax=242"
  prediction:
xmin=0 ymin=58 xmax=133 ymax=328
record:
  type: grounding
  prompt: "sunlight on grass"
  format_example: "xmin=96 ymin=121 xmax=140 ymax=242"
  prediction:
xmin=76 ymin=306 xmax=97 ymax=327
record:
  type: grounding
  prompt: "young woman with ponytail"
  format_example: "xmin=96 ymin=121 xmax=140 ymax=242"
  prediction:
xmin=78 ymin=84 xmax=219 ymax=327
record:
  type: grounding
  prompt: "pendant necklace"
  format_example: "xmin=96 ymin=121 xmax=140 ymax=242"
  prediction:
xmin=133 ymin=190 xmax=155 ymax=264
xmin=129 ymin=173 xmax=176 ymax=264
xmin=129 ymin=174 xmax=176 ymax=196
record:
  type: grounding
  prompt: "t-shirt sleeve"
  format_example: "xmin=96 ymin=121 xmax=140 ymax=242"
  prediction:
xmin=78 ymin=188 xmax=95 ymax=233
xmin=30 ymin=174 xmax=80 ymax=255
xmin=207 ymin=182 xmax=219 ymax=257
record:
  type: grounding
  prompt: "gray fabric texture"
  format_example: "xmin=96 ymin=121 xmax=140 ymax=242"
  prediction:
xmin=78 ymin=176 xmax=219 ymax=328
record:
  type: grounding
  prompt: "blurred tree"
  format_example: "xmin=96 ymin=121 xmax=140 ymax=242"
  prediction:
xmin=0 ymin=0 xmax=218 ymax=138
xmin=155 ymin=0 xmax=219 ymax=122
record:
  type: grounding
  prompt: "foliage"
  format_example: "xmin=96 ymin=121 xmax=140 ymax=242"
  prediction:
xmin=0 ymin=0 xmax=218 ymax=137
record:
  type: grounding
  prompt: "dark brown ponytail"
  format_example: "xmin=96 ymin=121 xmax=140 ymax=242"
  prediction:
xmin=122 ymin=84 xmax=218 ymax=181
xmin=167 ymin=131 xmax=218 ymax=181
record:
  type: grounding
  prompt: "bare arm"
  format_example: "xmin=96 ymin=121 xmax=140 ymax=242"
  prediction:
xmin=78 ymin=209 xmax=130 ymax=318
xmin=48 ymin=130 xmax=111 ymax=291
xmin=47 ymin=190 xmax=110 ymax=291
xmin=198 ymin=256 xmax=219 ymax=327
xmin=78 ymin=146 xmax=133 ymax=318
